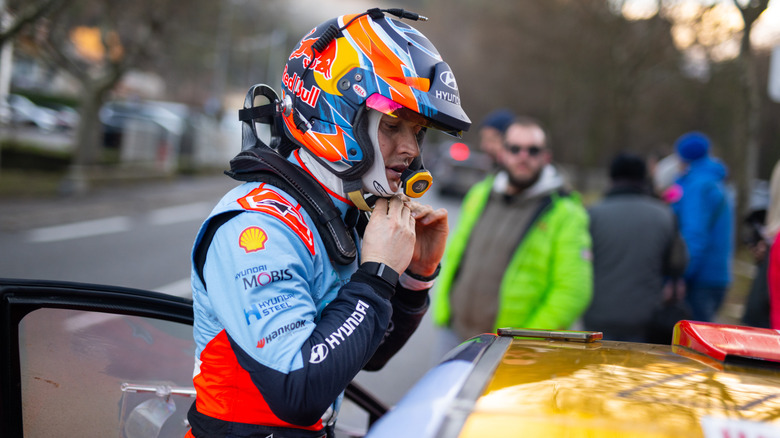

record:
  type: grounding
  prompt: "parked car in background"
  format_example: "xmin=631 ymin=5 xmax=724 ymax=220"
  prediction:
xmin=100 ymin=100 xmax=190 ymax=150
xmin=367 ymin=324 xmax=780 ymax=437
xmin=431 ymin=141 xmax=492 ymax=198
xmin=46 ymin=103 xmax=81 ymax=131
xmin=5 ymin=94 xmax=59 ymax=131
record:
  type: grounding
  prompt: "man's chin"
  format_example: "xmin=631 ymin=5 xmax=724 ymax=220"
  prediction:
xmin=386 ymin=179 xmax=401 ymax=193
xmin=508 ymin=172 xmax=541 ymax=191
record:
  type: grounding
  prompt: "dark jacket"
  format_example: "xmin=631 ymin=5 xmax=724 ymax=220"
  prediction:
xmin=584 ymin=185 xmax=688 ymax=338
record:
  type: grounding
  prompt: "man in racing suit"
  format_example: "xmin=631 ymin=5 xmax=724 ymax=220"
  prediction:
xmin=186 ymin=8 xmax=471 ymax=438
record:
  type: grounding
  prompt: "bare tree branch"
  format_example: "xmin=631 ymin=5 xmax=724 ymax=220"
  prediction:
xmin=732 ymin=0 xmax=770 ymax=26
xmin=0 ymin=0 xmax=68 ymax=44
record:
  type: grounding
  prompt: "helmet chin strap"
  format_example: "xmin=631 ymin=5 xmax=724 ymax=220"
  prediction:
xmin=362 ymin=110 xmax=396 ymax=197
xmin=298 ymin=148 xmax=378 ymax=211
xmin=346 ymin=184 xmax=375 ymax=212
xmin=345 ymin=109 xmax=396 ymax=211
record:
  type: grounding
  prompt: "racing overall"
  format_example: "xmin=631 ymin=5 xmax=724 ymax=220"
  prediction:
xmin=186 ymin=173 xmax=428 ymax=437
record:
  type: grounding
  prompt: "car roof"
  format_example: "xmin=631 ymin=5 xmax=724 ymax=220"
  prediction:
xmin=368 ymin=323 xmax=780 ymax=438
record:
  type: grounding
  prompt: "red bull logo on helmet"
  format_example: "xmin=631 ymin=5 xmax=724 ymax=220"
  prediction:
xmin=282 ymin=65 xmax=322 ymax=108
xmin=310 ymin=45 xmax=336 ymax=80
xmin=288 ymin=27 xmax=337 ymax=81
xmin=288 ymin=29 xmax=317 ymax=62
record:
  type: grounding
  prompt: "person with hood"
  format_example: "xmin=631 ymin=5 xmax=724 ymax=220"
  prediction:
xmin=186 ymin=9 xmax=471 ymax=438
xmin=432 ymin=116 xmax=593 ymax=356
xmin=671 ymin=131 xmax=734 ymax=322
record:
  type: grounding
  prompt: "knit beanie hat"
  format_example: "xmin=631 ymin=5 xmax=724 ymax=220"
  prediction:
xmin=675 ymin=131 xmax=710 ymax=162
xmin=609 ymin=152 xmax=647 ymax=182
xmin=480 ymin=109 xmax=515 ymax=134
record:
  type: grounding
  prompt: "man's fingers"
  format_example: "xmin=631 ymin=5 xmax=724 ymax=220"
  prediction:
xmin=373 ymin=197 xmax=388 ymax=214
xmin=408 ymin=202 xmax=447 ymax=226
xmin=408 ymin=201 xmax=430 ymax=219
xmin=386 ymin=195 xmax=410 ymax=217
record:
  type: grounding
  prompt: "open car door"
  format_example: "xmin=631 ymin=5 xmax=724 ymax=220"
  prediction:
xmin=0 ymin=278 xmax=386 ymax=437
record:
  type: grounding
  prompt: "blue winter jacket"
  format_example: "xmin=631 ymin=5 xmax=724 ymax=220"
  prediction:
xmin=672 ymin=156 xmax=733 ymax=288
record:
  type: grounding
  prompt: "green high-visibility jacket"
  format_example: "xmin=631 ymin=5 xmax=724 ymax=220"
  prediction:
xmin=433 ymin=176 xmax=593 ymax=332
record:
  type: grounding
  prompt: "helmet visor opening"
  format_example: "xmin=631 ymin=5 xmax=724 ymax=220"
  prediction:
xmin=366 ymin=94 xmax=462 ymax=138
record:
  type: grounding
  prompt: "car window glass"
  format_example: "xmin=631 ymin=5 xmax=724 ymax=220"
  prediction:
xmin=19 ymin=308 xmax=195 ymax=437
xmin=336 ymin=398 xmax=371 ymax=437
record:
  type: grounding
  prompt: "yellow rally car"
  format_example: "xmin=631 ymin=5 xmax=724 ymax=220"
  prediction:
xmin=367 ymin=322 xmax=780 ymax=438
xmin=4 ymin=280 xmax=779 ymax=437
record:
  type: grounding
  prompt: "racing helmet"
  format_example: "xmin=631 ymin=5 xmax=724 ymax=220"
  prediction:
xmin=280 ymin=8 xmax=471 ymax=209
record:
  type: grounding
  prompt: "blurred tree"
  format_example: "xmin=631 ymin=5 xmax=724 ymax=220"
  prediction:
xmin=661 ymin=0 xmax=771 ymax=218
xmin=424 ymin=0 xmax=689 ymax=185
xmin=150 ymin=0 xmax=288 ymax=109
xmin=541 ymin=0 xmax=687 ymax=186
xmin=420 ymin=0 xmax=778 ymax=202
xmin=1 ymin=0 xmax=68 ymax=45
xmin=732 ymin=0 xmax=770 ymax=220
xmin=7 ymin=0 xmax=777 ymax=202
xmin=28 ymin=0 xmax=178 ymax=193
xmin=19 ymin=0 xmax=286 ymax=193
xmin=755 ymin=50 xmax=780 ymax=180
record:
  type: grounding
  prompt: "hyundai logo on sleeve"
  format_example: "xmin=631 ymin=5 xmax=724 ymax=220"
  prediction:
xmin=309 ymin=343 xmax=328 ymax=364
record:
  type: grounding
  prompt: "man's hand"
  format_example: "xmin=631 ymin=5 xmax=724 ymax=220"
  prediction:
xmin=751 ymin=240 xmax=768 ymax=263
xmin=406 ymin=200 xmax=448 ymax=277
xmin=361 ymin=196 xmax=416 ymax=274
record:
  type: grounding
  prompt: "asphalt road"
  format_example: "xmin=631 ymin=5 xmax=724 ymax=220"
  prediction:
xmin=0 ymin=174 xmax=463 ymax=411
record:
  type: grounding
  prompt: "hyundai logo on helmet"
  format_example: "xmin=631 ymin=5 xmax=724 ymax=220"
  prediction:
xmin=309 ymin=343 xmax=328 ymax=364
xmin=440 ymin=71 xmax=458 ymax=91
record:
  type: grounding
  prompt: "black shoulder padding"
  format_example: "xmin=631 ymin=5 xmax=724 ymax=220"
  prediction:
xmin=194 ymin=210 xmax=242 ymax=286
xmin=225 ymin=147 xmax=357 ymax=265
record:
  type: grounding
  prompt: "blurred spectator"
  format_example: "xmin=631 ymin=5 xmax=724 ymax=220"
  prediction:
xmin=766 ymin=160 xmax=780 ymax=329
xmin=583 ymin=153 xmax=688 ymax=342
xmin=478 ymin=109 xmax=514 ymax=166
xmin=771 ymin=229 xmax=780 ymax=329
xmin=432 ymin=116 xmax=592 ymax=358
xmin=741 ymin=206 xmax=771 ymax=328
xmin=671 ymin=132 xmax=734 ymax=322
xmin=740 ymin=159 xmax=776 ymax=328
xmin=767 ymin=160 xmax=780 ymax=243
xmin=651 ymin=153 xmax=684 ymax=203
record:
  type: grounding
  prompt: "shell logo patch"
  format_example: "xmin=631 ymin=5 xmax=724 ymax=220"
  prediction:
xmin=239 ymin=227 xmax=268 ymax=253
xmin=238 ymin=184 xmax=316 ymax=255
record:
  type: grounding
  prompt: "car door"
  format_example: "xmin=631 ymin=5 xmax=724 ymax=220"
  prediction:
xmin=0 ymin=278 xmax=386 ymax=438
xmin=1 ymin=278 xmax=196 ymax=438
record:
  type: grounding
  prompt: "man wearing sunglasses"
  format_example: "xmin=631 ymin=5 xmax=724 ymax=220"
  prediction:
xmin=433 ymin=117 xmax=593 ymax=354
